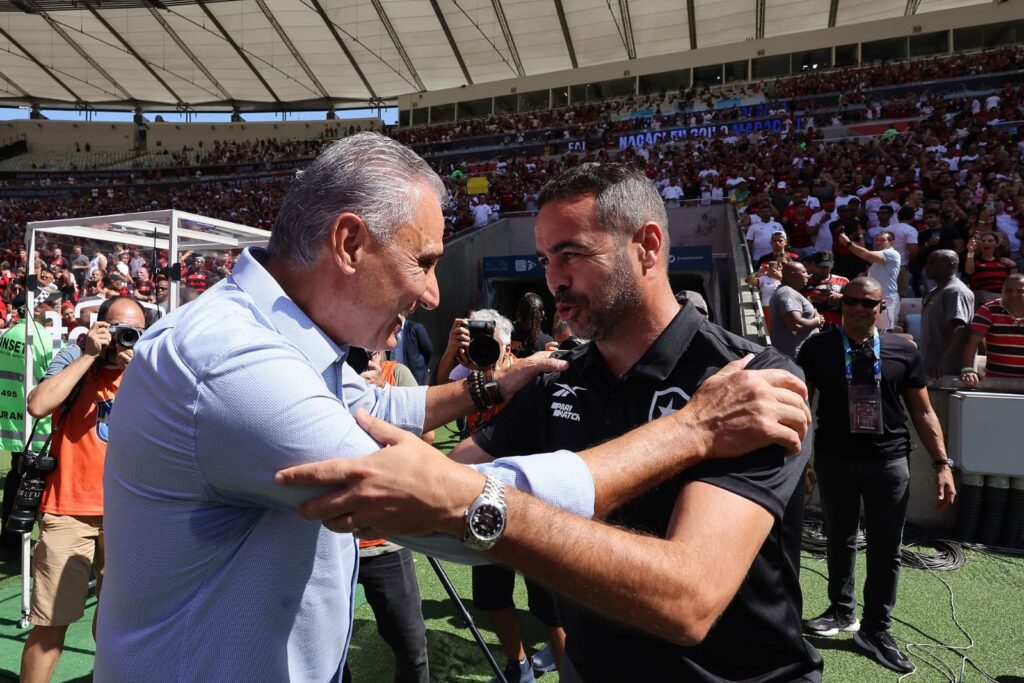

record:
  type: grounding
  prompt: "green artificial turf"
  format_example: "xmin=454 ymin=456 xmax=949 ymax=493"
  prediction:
xmin=1 ymin=429 xmax=1022 ymax=682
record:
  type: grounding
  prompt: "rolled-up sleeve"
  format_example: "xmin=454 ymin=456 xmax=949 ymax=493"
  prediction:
xmin=339 ymin=363 xmax=427 ymax=435
xmin=395 ymin=449 xmax=594 ymax=564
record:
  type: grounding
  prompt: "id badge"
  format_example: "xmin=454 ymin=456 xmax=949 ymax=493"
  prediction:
xmin=848 ymin=384 xmax=884 ymax=434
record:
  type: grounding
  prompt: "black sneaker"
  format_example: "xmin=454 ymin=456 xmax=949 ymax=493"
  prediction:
xmin=854 ymin=629 xmax=916 ymax=674
xmin=806 ymin=607 xmax=860 ymax=637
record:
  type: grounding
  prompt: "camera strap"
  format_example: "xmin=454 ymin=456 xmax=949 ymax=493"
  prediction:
xmin=21 ymin=364 xmax=90 ymax=461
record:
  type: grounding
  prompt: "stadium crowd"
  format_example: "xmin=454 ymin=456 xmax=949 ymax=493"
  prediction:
xmin=0 ymin=42 xmax=1020 ymax=683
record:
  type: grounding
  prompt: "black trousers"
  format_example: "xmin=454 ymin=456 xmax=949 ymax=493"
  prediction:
xmin=0 ymin=452 xmax=23 ymax=554
xmin=343 ymin=548 xmax=429 ymax=683
xmin=815 ymin=454 xmax=910 ymax=632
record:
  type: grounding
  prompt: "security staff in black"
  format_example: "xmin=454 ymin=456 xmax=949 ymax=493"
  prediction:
xmin=474 ymin=302 xmax=822 ymax=682
xmin=798 ymin=277 xmax=956 ymax=675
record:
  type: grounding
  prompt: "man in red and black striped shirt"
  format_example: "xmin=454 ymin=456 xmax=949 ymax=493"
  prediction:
xmin=961 ymin=274 xmax=1024 ymax=385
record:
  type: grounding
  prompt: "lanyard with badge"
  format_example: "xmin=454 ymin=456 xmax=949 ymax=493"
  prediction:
xmin=841 ymin=329 xmax=884 ymax=435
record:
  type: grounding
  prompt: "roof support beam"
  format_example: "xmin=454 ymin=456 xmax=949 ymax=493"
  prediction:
xmin=686 ymin=0 xmax=697 ymax=50
xmin=429 ymin=0 xmax=473 ymax=85
xmin=755 ymin=0 xmax=766 ymax=39
xmin=144 ymin=1 xmax=234 ymax=102
xmin=0 ymin=24 xmax=81 ymax=102
xmin=552 ymin=0 xmax=578 ymax=69
xmin=196 ymin=0 xmax=282 ymax=105
xmin=308 ymin=0 xmax=377 ymax=98
xmin=24 ymin=0 xmax=133 ymax=101
xmin=828 ymin=0 xmax=839 ymax=27
xmin=904 ymin=0 xmax=922 ymax=16
xmin=252 ymin=0 xmax=332 ymax=101
xmin=82 ymin=0 xmax=181 ymax=104
xmin=368 ymin=0 xmax=426 ymax=91
xmin=0 ymin=71 xmax=31 ymax=101
xmin=489 ymin=0 xmax=525 ymax=77
xmin=618 ymin=0 xmax=636 ymax=59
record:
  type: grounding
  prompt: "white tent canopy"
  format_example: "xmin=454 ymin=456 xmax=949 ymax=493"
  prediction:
xmin=0 ymin=0 xmax=991 ymax=111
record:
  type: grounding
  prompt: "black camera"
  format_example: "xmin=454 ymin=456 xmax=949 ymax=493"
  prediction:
xmin=109 ymin=324 xmax=144 ymax=348
xmin=6 ymin=450 xmax=57 ymax=535
xmin=464 ymin=320 xmax=501 ymax=368
xmin=346 ymin=347 xmax=371 ymax=374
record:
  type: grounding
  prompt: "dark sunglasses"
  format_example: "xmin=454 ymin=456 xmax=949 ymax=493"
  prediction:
xmin=842 ymin=296 xmax=882 ymax=309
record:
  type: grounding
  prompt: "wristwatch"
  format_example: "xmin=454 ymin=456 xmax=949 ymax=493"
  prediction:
xmin=932 ymin=458 xmax=955 ymax=471
xmin=464 ymin=476 xmax=507 ymax=551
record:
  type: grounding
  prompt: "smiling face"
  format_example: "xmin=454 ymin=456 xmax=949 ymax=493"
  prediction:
xmin=841 ymin=279 xmax=883 ymax=335
xmin=343 ymin=184 xmax=445 ymax=351
xmin=534 ymin=194 xmax=642 ymax=342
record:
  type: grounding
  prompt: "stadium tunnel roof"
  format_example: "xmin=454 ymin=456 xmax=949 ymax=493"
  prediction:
xmin=0 ymin=0 xmax=992 ymax=112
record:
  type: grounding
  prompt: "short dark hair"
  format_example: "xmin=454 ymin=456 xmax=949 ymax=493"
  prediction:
xmin=537 ymin=163 xmax=668 ymax=243
xmin=97 ymin=296 xmax=146 ymax=324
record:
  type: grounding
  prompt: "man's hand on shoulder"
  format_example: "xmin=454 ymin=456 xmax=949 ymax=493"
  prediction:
xmin=685 ymin=354 xmax=811 ymax=458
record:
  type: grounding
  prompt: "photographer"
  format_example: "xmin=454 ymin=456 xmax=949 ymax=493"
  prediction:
xmin=447 ymin=310 xmax=565 ymax=682
xmin=19 ymin=296 xmax=146 ymax=683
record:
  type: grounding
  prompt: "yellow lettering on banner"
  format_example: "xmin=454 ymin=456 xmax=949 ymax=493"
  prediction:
xmin=466 ymin=176 xmax=489 ymax=195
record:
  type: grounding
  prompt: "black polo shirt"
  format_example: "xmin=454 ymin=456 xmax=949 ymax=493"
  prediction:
xmin=474 ymin=304 xmax=823 ymax=683
xmin=797 ymin=328 xmax=926 ymax=460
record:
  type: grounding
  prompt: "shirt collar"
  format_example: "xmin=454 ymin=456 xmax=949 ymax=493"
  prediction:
xmin=577 ymin=302 xmax=704 ymax=383
xmin=229 ymin=247 xmax=347 ymax=373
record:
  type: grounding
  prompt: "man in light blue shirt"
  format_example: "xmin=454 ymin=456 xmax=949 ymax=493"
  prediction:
xmin=96 ymin=133 xmax=811 ymax=682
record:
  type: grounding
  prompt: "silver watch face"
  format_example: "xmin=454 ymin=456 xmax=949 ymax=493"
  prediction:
xmin=470 ymin=503 xmax=506 ymax=541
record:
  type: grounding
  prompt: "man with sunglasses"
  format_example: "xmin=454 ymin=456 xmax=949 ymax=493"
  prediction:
xmin=797 ymin=277 xmax=956 ymax=675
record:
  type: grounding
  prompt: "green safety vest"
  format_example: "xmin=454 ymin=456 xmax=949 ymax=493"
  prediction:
xmin=0 ymin=320 xmax=55 ymax=452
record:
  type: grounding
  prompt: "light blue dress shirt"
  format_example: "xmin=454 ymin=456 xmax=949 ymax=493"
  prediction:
xmin=94 ymin=248 xmax=594 ymax=683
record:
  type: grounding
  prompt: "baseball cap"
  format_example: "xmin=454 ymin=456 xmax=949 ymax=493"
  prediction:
xmin=810 ymin=251 xmax=834 ymax=267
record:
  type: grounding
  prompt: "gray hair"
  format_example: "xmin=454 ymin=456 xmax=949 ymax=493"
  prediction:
xmin=470 ymin=308 xmax=513 ymax=347
xmin=268 ymin=132 xmax=446 ymax=266
xmin=537 ymin=163 xmax=669 ymax=252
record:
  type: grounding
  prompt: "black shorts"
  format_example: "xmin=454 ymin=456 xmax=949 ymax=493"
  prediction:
xmin=471 ymin=564 xmax=561 ymax=628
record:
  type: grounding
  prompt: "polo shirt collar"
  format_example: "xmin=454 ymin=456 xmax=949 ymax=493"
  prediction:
xmin=229 ymin=247 xmax=346 ymax=373
xmin=578 ymin=302 xmax=704 ymax=382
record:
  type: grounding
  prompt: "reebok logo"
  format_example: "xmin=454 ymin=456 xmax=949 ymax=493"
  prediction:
xmin=552 ymin=383 xmax=587 ymax=398
xmin=551 ymin=401 xmax=581 ymax=422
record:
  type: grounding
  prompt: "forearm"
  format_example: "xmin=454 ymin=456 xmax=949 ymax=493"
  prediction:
xmin=423 ymin=381 xmax=476 ymax=431
xmin=961 ymin=336 xmax=982 ymax=370
xmin=27 ymin=354 xmax=94 ymax=417
xmin=964 ymin=255 xmax=975 ymax=275
xmin=939 ymin=326 xmax=969 ymax=373
xmin=434 ymin=349 xmax=460 ymax=386
xmin=910 ymin=408 xmax=948 ymax=462
xmin=489 ymin=489 xmax=706 ymax=646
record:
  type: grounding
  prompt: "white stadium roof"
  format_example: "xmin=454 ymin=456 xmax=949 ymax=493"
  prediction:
xmin=0 ymin=0 xmax=993 ymax=111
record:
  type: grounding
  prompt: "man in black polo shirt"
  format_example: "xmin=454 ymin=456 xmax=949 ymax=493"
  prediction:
xmin=454 ymin=164 xmax=823 ymax=682
xmin=798 ymin=277 xmax=956 ymax=674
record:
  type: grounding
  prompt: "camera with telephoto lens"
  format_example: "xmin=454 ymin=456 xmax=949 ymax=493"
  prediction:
xmin=463 ymin=320 xmax=501 ymax=368
xmin=108 ymin=324 xmax=144 ymax=349
xmin=5 ymin=450 xmax=57 ymax=535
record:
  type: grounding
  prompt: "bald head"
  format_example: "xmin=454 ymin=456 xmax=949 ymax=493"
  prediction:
xmin=781 ymin=261 xmax=809 ymax=289
xmin=925 ymin=249 xmax=959 ymax=282
xmin=844 ymin=276 xmax=883 ymax=299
